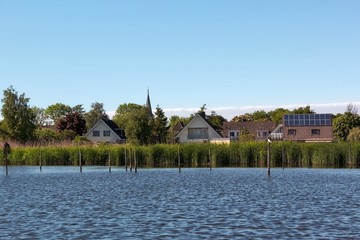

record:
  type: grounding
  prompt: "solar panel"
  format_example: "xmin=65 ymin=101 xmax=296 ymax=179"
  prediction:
xmin=283 ymin=114 xmax=332 ymax=127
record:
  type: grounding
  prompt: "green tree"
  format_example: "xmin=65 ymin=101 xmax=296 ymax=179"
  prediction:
xmin=72 ymin=104 xmax=86 ymax=115
xmin=34 ymin=128 xmax=60 ymax=143
xmin=152 ymin=105 xmax=168 ymax=143
xmin=292 ymin=105 xmax=314 ymax=114
xmin=207 ymin=111 xmax=227 ymax=134
xmin=56 ymin=112 xmax=87 ymax=138
xmin=333 ymin=112 xmax=360 ymax=141
xmin=231 ymin=113 xmax=253 ymax=122
xmin=31 ymin=106 xmax=47 ymax=127
xmin=85 ymin=102 xmax=108 ymax=130
xmin=268 ymin=108 xmax=291 ymax=125
xmin=347 ymin=127 xmax=360 ymax=142
xmin=239 ymin=129 xmax=254 ymax=142
xmin=113 ymin=103 xmax=151 ymax=145
xmin=1 ymin=86 xmax=36 ymax=143
xmin=252 ymin=110 xmax=271 ymax=122
xmin=45 ymin=103 xmax=72 ymax=124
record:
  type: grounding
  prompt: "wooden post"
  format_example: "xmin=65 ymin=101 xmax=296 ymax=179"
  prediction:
xmin=349 ymin=144 xmax=352 ymax=170
xmin=129 ymin=148 xmax=133 ymax=172
xmin=134 ymin=148 xmax=137 ymax=174
xmin=3 ymin=142 xmax=11 ymax=176
xmin=178 ymin=146 xmax=181 ymax=173
xmin=108 ymin=151 xmax=111 ymax=172
xmin=125 ymin=148 xmax=128 ymax=172
xmin=282 ymin=146 xmax=285 ymax=170
xmin=79 ymin=150 xmax=82 ymax=173
xmin=40 ymin=149 xmax=42 ymax=172
xmin=208 ymin=148 xmax=212 ymax=171
xmin=267 ymin=140 xmax=271 ymax=176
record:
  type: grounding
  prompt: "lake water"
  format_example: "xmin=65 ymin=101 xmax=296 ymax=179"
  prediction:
xmin=1 ymin=167 xmax=360 ymax=239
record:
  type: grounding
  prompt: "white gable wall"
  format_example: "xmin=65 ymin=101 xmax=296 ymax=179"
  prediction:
xmin=85 ymin=121 xmax=121 ymax=143
xmin=177 ymin=114 xmax=222 ymax=143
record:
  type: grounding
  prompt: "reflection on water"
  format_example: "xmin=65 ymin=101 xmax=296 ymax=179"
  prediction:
xmin=1 ymin=167 xmax=360 ymax=239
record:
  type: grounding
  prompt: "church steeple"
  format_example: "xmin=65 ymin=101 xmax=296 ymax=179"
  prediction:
xmin=146 ymin=88 xmax=153 ymax=117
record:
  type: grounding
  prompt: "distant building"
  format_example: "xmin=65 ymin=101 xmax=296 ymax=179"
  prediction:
xmin=222 ymin=121 xmax=276 ymax=141
xmin=175 ymin=113 xmax=223 ymax=143
xmin=85 ymin=118 xmax=126 ymax=144
xmin=282 ymin=114 xmax=333 ymax=142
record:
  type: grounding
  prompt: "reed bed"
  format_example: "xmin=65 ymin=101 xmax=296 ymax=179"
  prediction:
xmin=1 ymin=142 xmax=360 ymax=168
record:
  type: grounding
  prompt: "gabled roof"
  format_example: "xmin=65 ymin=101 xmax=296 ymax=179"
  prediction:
xmin=171 ymin=121 xmax=185 ymax=133
xmin=222 ymin=121 xmax=276 ymax=138
xmin=222 ymin=121 xmax=276 ymax=132
xmin=175 ymin=113 xmax=222 ymax=139
xmin=85 ymin=118 xmax=125 ymax=139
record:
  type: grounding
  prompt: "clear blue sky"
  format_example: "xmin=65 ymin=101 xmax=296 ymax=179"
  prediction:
xmin=1 ymin=0 xmax=359 ymax=119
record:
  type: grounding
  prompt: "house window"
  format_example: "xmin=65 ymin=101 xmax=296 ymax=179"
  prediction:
xmin=188 ymin=128 xmax=209 ymax=139
xmin=311 ymin=129 xmax=320 ymax=135
xmin=257 ymin=130 xmax=269 ymax=138
xmin=288 ymin=129 xmax=296 ymax=135
xmin=93 ymin=130 xmax=100 ymax=137
xmin=230 ymin=132 xmax=235 ymax=138
xmin=103 ymin=130 xmax=110 ymax=137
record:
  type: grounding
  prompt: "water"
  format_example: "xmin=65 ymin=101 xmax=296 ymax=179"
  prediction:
xmin=1 ymin=167 xmax=360 ymax=239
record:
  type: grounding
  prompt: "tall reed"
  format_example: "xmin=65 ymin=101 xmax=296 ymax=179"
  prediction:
xmin=2 ymin=142 xmax=360 ymax=168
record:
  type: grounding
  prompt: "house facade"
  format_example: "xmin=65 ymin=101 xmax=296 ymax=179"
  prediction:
xmin=85 ymin=118 xmax=126 ymax=143
xmin=222 ymin=121 xmax=276 ymax=141
xmin=282 ymin=114 xmax=333 ymax=142
xmin=175 ymin=113 xmax=223 ymax=143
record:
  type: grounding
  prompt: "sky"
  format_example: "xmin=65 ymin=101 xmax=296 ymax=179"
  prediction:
xmin=1 ymin=0 xmax=359 ymax=120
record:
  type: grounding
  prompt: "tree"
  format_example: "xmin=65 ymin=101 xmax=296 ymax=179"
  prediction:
xmin=231 ymin=113 xmax=253 ymax=122
xmin=333 ymin=111 xmax=360 ymax=141
xmin=1 ymin=86 xmax=36 ymax=143
xmin=292 ymin=105 xmax=314 ymax=114
xmin=35 ymin=128 xmax=60 ymax=143
xmin=347 ymin=127 xmax=360 ymax=142
xmin=72 ymin=104 xmax=86 ymax=115
xmin=85 ymin=102 xmax=108 ymax=130
xmin=152 ymin=105 xmax=168 ymax=143
xmin=252 ymin=110 xmax=271 ymax=122
xmin=31 ymin=106 xmax=47 ymax=127
xmin=113 ymin=103 xmax=151 ymax=145
xmin=207 ymin=111 xmax=227 ymax=135
xmin=268 ymin=108 xmax=291 ymax=125
xmin=56 ymin=112 xmax=87 ymax=138
xmin=239 ymin=129 xmax=254 ymax=142
xmin=45 ymin=103 xmax=72 ymax=124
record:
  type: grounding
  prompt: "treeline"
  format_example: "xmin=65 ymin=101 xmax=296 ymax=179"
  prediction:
xmin=2 ymin=142 xmax=360 ymax=168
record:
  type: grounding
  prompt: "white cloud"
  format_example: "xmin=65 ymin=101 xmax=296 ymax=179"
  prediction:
xmin=106 ymin=102 xmax=360 ymax=121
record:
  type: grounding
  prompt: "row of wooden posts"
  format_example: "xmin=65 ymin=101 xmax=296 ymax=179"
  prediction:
xmin=3 ymin=144 xmax=274 ymax=176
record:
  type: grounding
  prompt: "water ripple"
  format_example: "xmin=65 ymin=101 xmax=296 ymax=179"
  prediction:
xmin=1 ymin=167 xmax=360 ymax=239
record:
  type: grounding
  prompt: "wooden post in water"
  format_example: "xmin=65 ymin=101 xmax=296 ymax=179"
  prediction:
xmin=282 ymin=146 xmax=285 ymax=170
xmin=349 ymin=144 xmax=352 ymax=170
xmin=40 ymin=149 xmax=42 ymax=172
xmin=129 ymin=148 xmax=133 ymax=172
xmin=267 ymin=139 xmax=271 ymax=176
xmin=3 ymin=142 xmax=10 ymax=176
xmin=178 ymin=146 xmax=181 ymax=173
xmin=79 ymin=150 xmax=82 ymax=173
xmin=108 ymin=151 xmax=111 ymax=172
xmin=134 ymin=148 xmax=137 ymax=174
xmin=208 ymin=148 xmax=212 ymax=171
xmin=125 ymin=148 xmax=128 ymax=172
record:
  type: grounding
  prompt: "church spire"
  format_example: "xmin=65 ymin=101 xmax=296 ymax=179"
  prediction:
xmin=146 ymin=88 xmax=153 ymax=117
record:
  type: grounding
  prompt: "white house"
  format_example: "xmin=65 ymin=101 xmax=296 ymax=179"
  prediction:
xmin=85 ymin=118 xmax=125 ymax=144
xmin=175 ymin=113 xmax=223 ymax=143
